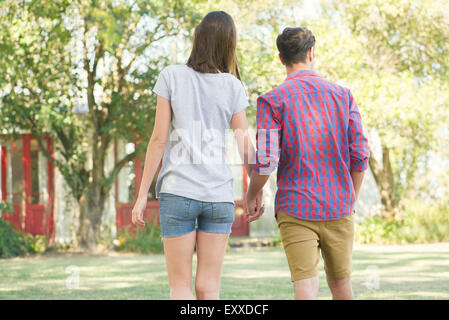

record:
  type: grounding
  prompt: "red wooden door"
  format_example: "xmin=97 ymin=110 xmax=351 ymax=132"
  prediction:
xmin=1 ymin=138 xmax=24 ymax=229
xmin=0 ymin=135 xmax=54 ymax=237
xmin=22 ymin=135 xmax=54 ymax=236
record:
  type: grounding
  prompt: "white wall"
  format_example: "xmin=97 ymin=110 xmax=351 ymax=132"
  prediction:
xmin=53 ymin=150 xmax=78 ymax=243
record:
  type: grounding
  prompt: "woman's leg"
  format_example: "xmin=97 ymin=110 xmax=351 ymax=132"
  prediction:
xmin=195 ymin=231 xmax=229 ymax=300
xmin=163 ymin=230 xmax=197 ymax=300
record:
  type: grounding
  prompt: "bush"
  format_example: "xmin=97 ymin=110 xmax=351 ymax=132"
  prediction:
xmin=0 ymin=219 xmax=50 ymax=258
xmin=0 ymin=201 xmax=14 ymax=213
xmin=0 ymin=219 xmax=27 ymax=258
xmin=115 ymin=223 xmax=164 ymax=254
xmin=24 ymin=234 xmax=48 ymax=254
xmin=356 ymin=200 xmax=449 ymax=244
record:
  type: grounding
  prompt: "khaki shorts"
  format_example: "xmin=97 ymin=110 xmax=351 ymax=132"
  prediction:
xmin=277 ymin=210 xmax=354 ymax=282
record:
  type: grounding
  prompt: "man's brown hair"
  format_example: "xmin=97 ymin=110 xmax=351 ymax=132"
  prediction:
xmin=276 ymin=27 xmax=315 ymax=66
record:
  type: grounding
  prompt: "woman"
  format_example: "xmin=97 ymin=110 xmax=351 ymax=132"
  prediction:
xmin=131 ymin=11 xmax=263 ymax=300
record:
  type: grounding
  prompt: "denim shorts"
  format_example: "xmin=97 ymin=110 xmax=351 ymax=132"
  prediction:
xmin=158 ymin=193 xmax=235 ymax=238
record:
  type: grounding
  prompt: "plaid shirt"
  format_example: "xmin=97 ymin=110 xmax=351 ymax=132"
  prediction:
xmin=252 ymin=70 xmax=369 ymax=221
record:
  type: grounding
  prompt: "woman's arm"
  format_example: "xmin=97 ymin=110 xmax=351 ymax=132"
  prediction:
xmin=231 ymin=110 xmax=264 ymax=217
xmin=230 ymin=109 xmax=256 ymax=177
xmin=132 ymin=95 xmax=172 ymax=227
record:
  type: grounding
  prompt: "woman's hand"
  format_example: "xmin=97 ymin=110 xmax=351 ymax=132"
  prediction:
xmin=245 ymin=189 xmax=265 ymax=222
xmin=131 ymin=196 xmax=147 ymax=227
xmin=245 ymin=170 xmax=269 ymax=222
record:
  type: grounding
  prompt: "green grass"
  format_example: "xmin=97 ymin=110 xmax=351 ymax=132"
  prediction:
xmin=1 ymin=243 xmax=448 ymax=300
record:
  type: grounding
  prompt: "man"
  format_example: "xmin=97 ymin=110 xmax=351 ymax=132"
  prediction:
xmin=246 ymin=27 xmax=369 ymax=300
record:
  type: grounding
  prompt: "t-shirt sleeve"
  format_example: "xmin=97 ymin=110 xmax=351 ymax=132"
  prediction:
xmin=233 ymin=80 xmax=249 ymax=114
xmin=152 ymin=67 xmax=171 ymax=100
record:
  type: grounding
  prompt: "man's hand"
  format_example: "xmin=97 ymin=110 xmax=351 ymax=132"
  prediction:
xmin=246 ymin=169 xmax=270 ymax=222
xmin=245 ymin=189 xmax=265 ymax=222
xmin=131 ymin=196 xmax=146 ymax=227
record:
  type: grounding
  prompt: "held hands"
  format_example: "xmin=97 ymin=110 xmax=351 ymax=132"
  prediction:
xmin=245 ymin=189 xmax=265 ymax=222
xmin=131 ymin=196 xmax=146 ymax=227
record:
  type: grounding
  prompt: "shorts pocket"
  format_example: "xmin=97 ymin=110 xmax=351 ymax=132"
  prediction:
xmin=325 ymin=213 xmax=354 ymax=231
xmin=213 ymin=202 xmax=235 ymax=223
xmin=159 ymin=194 xmax=191 ymax=219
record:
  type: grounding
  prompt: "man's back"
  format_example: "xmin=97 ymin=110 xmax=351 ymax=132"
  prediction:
xmin=253 ymin=69 xmax=369 ymax=220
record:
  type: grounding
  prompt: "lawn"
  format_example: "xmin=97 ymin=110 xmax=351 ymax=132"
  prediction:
xmin=1 ymin=243 xmax=448 ymax=300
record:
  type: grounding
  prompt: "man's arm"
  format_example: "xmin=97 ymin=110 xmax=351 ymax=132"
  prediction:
xmin=246 ymin=97 xmax=281 ymax=221
xmin=247 ymin=171 xmax=270 ymax=222
xmin=350 ymin=170 xmax=365 ymax=201
xmin=347 ymin=89 xmax=369 ymax=202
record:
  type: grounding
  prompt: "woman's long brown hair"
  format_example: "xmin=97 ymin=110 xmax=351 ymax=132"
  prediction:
xmin=187 ymin=11 xmax=241 ymax=80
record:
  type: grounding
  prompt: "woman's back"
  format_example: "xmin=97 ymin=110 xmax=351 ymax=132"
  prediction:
xmin=153 ymin=64 xmax=248 ymax=203
xmin=132 ymin=11 xmax=255 ymax=300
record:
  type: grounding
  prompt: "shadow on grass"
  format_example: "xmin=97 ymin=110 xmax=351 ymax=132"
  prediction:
xmin=0 ymin=245 xmax=448 ymax=300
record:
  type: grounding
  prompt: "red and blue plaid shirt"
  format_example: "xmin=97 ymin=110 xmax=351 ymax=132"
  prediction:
xmin=252 ymin=69 xmax=369 ymax=221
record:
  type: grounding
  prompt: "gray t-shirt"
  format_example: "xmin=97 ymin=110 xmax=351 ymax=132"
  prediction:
xmin=152 ymin=64 xmax=249 ymax=203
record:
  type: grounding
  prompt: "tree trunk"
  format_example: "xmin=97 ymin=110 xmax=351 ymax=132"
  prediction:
xmin=77 ymin=127 xmax=109 ymax=250
xmin=78 ymin=182 xmax=106 ymax=250
xmin=368 ymin=145 xmax=397 ymax=214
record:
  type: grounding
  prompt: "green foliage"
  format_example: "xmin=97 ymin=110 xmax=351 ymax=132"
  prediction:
xmin=0 ymin=218 xmax=49 ymax=257
xmin=356 ymin=214 xmax=403 ymax=244
xmin=270 ymin=233 xmax=283 ymax=248
xmin=0 ymin=219 xmax=27 ymax=258
xmin=0 ymin=0 xmax=204 ymax=247
xmin=0 ymin=0 xmax=88 ymax=200
xmin=1 ymin=0 xmax=449 ymax=244
xmin=356 ymin=200 xmax=449 ymax=244
xmin=199 ymin=0 xmax=449 ymax=210
xmin=0 ymin=202 xmax=14 ymax=214
xmin=115 ymin=223 xmax=164 ymax=254
xmin=314 ymin=0 xmax=449 ymax=208
xmin=23 ymin=234 xmax=49 ymax=254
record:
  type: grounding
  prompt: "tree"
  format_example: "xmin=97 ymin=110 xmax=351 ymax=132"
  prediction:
xmin=254 ymin=0 xmax=449 ymax=213
xmin=0 ymin=0 xmax=201 ymax=249
xmin=2 ymin=0 xmax=448 ymax=248
xmin=215 ymin=0 xmax=449 ymax=214
xmin=0 ymin=1 xmax=86 ymax=200
xmin=326 ymin=0 xmax=449 ymax=213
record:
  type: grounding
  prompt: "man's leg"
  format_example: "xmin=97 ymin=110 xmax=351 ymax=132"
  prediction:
xmin=320 ymin=213 xmax=355 ymax=300
xmin=294 ymin=276 xmax=319 ymax=300
xmin=276 ymin=211 xmax=321 ymax=300
xmin=326 ymin=276 xmax=353 ymax=300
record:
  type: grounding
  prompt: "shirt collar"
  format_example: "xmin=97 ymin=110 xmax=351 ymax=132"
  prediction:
xmin=286 ymin=69 xmax=320 ymax=80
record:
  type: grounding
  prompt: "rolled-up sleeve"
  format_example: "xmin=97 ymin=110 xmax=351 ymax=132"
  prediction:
xmin=347 ymin=90 xmax=369 ymax=171
xmin=251 ymin=96 xmax=281 ymax=175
